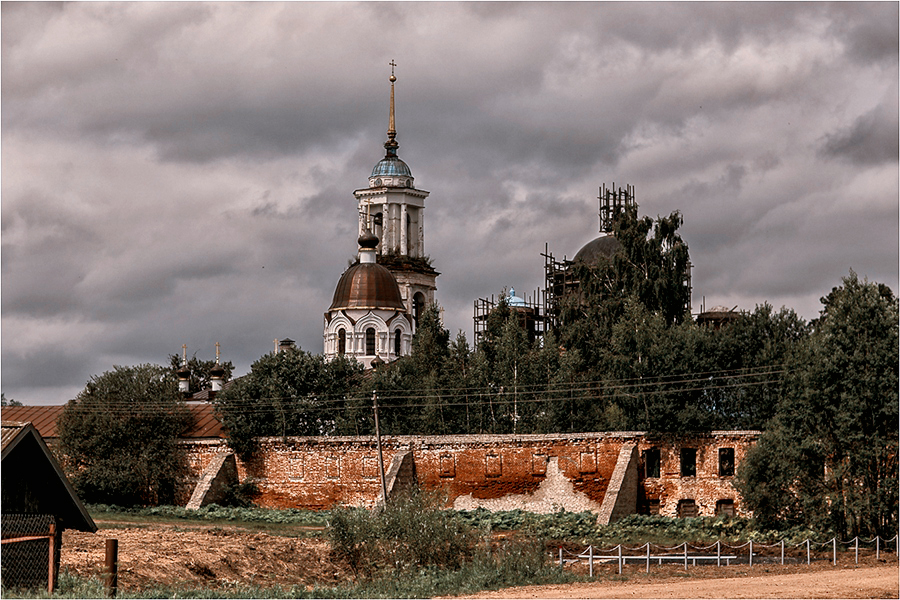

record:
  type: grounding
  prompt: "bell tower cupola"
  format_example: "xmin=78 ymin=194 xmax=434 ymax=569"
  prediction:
xmin=354 ymin=61 xmax=438 ymax=326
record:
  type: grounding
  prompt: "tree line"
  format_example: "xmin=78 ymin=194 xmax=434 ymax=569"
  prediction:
xmin=56 ymin=207 xmax=897 ymax=538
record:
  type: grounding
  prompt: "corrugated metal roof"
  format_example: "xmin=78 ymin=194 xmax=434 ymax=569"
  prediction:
xmin=1 ymin=421 xmax=29 ymax=452
xmin=1 ymin=403 xmax=225 ymax=440
xmin=1 ymin=406 xmax=65 ymax=438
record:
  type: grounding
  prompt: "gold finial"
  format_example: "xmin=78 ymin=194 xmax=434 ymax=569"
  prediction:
xmin=215 ymin=342 xmax=220 ymax=364
xmin=182 ymin=344 xmax=187 ymax=366
xmin=388 ymin=60 xmax=397 ymax=138
xmin=274 ymin=339 xmax=279 ymax=353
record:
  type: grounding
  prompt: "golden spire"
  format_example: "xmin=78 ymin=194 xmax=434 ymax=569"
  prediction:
xmin=388 ymin=59 xmax=397 ymax=136
xmin=215 ymin=342 xmax=220 ymax=364
xmin=385 ymin=60 xmax=399 ymax=156
xmin=181 ymin=344 xmax=187 ymax=366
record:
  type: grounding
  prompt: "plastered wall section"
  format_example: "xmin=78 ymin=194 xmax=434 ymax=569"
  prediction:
xmin=178 ymin=431 xmax=758 ymax=515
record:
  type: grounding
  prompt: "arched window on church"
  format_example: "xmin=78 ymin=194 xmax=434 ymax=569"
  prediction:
xmin=413 ymin=292 xmax=426 ymax=328
xmin=337 ymin=328 xmax=346 ymax=356
xmin=373 ymin=212 xmax=383 ymax=245
xmin=365 ymin=327 xmax=376 ymax=356
xmin=394 ymin=328 xmax=402 ymax=356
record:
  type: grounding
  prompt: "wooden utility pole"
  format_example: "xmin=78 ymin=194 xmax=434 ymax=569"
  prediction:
xmin=373 ymin=391 xmax=388 ymax=505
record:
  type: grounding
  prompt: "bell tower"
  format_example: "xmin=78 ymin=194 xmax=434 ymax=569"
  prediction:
xmin=354 ymin=62 xmax=438 ymax=327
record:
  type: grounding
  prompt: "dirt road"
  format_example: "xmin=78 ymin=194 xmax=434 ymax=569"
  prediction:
xmin=453 ymin=564 xmax=899 ymax=599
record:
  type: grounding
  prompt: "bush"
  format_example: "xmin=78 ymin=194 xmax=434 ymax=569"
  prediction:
xmin=327 ymin=490 xmax=477 ymax=580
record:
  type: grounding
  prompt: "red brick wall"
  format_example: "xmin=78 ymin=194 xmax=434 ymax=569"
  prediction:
xmin=180 ymin=431 xmax=758 ymax=516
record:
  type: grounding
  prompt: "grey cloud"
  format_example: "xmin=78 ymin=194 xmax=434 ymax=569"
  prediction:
xmin=2 ymin=2 xmax=897 ymax=404
xmin=819 ymin=99 xmax=900 ymax=166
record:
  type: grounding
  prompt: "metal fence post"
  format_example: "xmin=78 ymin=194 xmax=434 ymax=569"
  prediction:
xmin=749 ymin=540 xmax=753 ymax=567
xmin=559 ymin=546 xmax=563 ymax=570
xmin=717 ymin=540 xmax=721 ymax=567
xmin=589 ymin=545 xmax=593 ymax=578
xmin=105 ymin=538 xmax=118 ymax=598
xmin=646 ymin=542 xmax=650 ymax=573
xmin=780 ymin=539 xmax=784 ymax=565
xmin=876 ymin=536 xmax=880 ymax=561
xmin=832 ymin=538 xmax=836 ymax=566
xmin=683 ymin=542 xmax=688 ymax=570
xmin=618 ymin=544 xmax=623 ymax=575
xmin=854 ymin=537 xmax=859 ymax=564
xmin=806 ymin=539 xmax=810 ymax=565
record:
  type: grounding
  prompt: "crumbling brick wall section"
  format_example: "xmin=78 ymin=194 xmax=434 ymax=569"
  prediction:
xmin=179 ymin=431 xmax=759 ymax=516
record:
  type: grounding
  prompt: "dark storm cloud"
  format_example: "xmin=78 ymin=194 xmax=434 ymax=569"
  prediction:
xmin=2 ymin=2 xmax=897 ymax=404
xmin=820 ymin=96 xmax=900 ymax=166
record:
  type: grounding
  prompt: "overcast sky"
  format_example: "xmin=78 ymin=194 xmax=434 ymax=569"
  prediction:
xmin=2 ymin=2 xmax=897 ymax=405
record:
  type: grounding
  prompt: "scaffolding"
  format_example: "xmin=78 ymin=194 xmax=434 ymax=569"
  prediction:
xmin=473 ymin=289 xmax=546 ymax=347
xmin=598 ymin=183 xmax=637 ymax=233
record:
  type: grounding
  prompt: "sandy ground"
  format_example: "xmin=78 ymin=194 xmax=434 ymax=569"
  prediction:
xmin=451 ymin=565 xmax=899 ymax=599
xmin=63 ymin=524 xmax=899 ymax=598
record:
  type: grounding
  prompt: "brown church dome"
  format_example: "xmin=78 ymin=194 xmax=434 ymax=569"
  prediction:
xmin=329 ymin=262 xmax=405 ymax=311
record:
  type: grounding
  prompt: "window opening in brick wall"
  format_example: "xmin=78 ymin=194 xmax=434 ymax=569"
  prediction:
xmin=338 ymin=328 xmax=346 ymax=355
xmin=647 ymin=499 xmax=661 ymax=515
xmin=718 ymin=447 xmax=735 ymax=477
xmin=680 ymin=448 xmax=696 ymax=477
xmin=677 ymin=499 xmax=698 ymax=518
xmin=393 ymin=328 xmax=401 ymax=356
xmin=365 ymin=328 xmax=376 ymax=356
xmin=716 ymin=499 xmax=735 ymax=517
xmin=643 ymin=447 xmax=660 ymax=478
xmin=485 ymin=453 xmax=502 ymax=477
xmin=440 ymin=454 xmax=455 ymax=478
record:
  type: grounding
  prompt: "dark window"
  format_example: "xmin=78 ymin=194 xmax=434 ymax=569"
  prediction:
xmin=365 ymin=328 xmax=376 ymax=356
xmin=716 ymin=499 xmax=735 ymax=517
xmin=643 ymin=448 xmax=660 ymax=478
xmin=718 ymin=448 xmax=735 ymax=477
xmin=394 ymin=329 xmax=402 ymax=356
xmin=648 ymin=499 xmax=661 ymax=515
xmin=337 ymin=328 xmax=346 ymax=356
xmin=413 ymin=292 xmax=426 ymax=328
xmin=677 ymin=499 xmax=698 ymax=518
xmin=680 ymin=448 xmax=696 ymax=477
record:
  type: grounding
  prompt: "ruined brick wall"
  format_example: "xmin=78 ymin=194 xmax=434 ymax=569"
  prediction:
xmin=179 ymin=431 xmax=758 ymax=516
xmin=637 ymin=432 xmax=758 ymax=518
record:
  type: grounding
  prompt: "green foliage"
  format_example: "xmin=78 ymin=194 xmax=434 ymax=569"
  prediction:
xmin=214 ymin=346 xmax=363 ymax=459
xmin=168 ymin=353 xmax=235 ymax=395
xmin=86 ymin=503 xmax=328 ymax=526
xmin=1 ymin=392 xmax=22 ymax=406
xmin=736 ymin=271 xmax=899 ymax=537
xmin=327 ymin=490 xmax=478 ymax=580
xmin=558 ymin=207 xmax=691 ymax=363
xmin=57 ymin=364 xmax=192 ymax=506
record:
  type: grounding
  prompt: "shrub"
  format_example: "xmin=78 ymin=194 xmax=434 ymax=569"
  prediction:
xmin=327 ymin=489 xmax=477 ymax=580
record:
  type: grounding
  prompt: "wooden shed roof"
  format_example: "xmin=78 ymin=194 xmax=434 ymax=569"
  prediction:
xmin=1 ymin=422 xmax=97 ymax=533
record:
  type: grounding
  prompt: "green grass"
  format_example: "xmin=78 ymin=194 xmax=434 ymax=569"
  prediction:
xmin=19 ymin=551 xmax=582 ymax=599
xmin=86 ymin=504 xmax=329 ymax=536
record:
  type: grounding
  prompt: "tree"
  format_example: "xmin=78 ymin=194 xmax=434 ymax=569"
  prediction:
xmin=214 ymin=346 xmax=363 ymax=460
xmin=168 ymin=353 xmax=234 ymax=394
xmin=736 ymin=272 xmax=898 ymax=536
xmin=57 ymin=364 xmax=193 ymax=506
xmin=558 ymin=206 xmax=691 ymax=367
xmin=1 ymin=393 xmax=22 ymax=407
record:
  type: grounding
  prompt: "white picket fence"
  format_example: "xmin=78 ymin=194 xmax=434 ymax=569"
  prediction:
xmin=556 ymin=535 xmax=900 ymax=576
